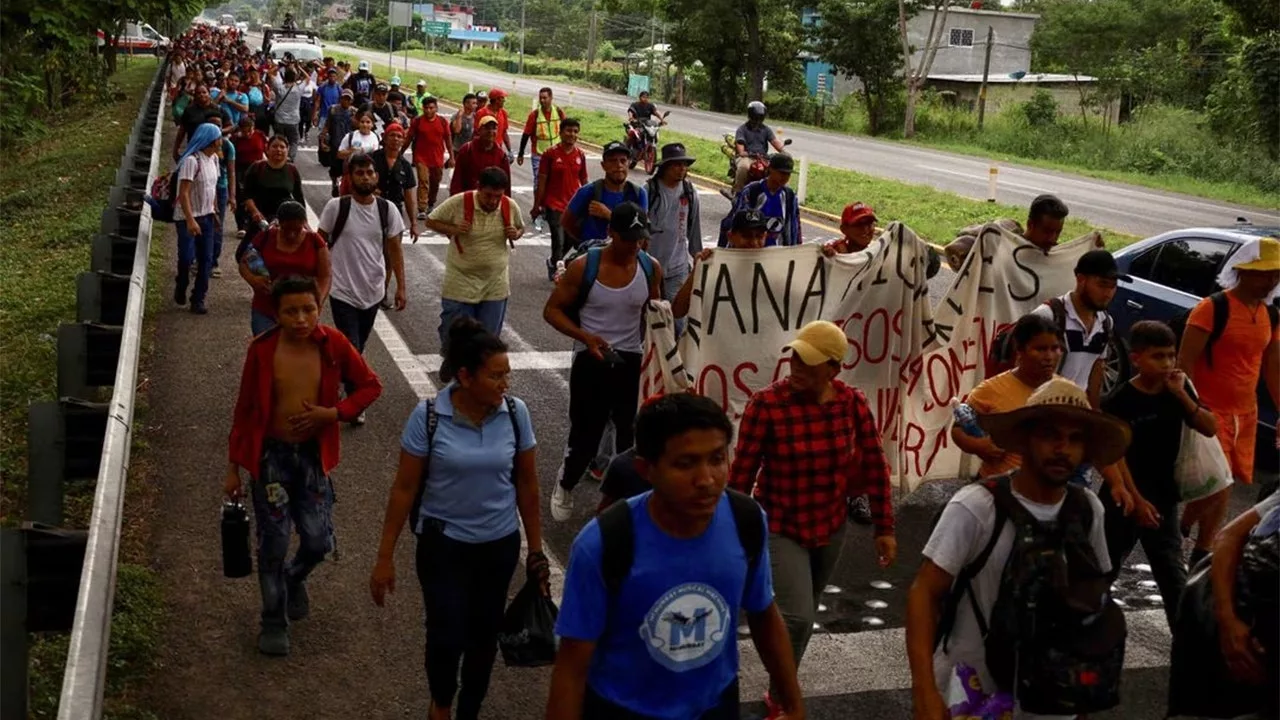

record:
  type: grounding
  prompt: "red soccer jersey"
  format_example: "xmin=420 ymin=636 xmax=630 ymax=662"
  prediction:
xmin=410 ymin=114 xmax=451 ymax=168
xmin=537 ymin=143 xmax=588 ymax=213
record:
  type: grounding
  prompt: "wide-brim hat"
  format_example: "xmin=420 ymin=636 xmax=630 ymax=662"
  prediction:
xmin=1235 ymin=237 xmax=1280 ymax=272
xmin=977 ymin=378 xmax=1131 ymax=467
xmin=654 ymin=143 xmax=695 ymax=174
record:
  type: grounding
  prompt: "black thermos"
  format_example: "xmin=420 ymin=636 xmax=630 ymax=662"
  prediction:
xmin=221 ymin=500 xmax=253 ymax=578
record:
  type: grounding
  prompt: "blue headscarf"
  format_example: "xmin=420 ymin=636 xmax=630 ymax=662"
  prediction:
xmin=176 ymin=122 xmax=224 ymax=171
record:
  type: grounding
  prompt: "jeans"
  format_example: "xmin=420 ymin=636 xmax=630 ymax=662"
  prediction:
xmin=273 ymin=121 xmax=300 ymax=162
xmin=662 ymin=265 xmax=689 ymax=336
xmin=439 ymin=297 xmax=508 ymax=347
xmin=1103 ymin=496 xmax=1185 ymax=629
xmin=416 ymin=162 xmax=445 ymax=211
xmin=299 ymin=97 xmax=313 ymax=136
xmin=768 ymin=524 xmax=847 ymax=697
xmin=175 ymin=214 xmax=217 ymax=306
xmin=329 ymin=296 xmax=379 ymax=394
xmin=251 ymin=309 xmax=276 ymax=336
xmin=560 ymin=350 xmax=643 ymax=492
xmin=215 ymin=185 xmax=229 ymax=267
xmin=530 ymin=153 xmax=541 ymax=195
xmin=250 ymin=439 xmax=333 ymax=630
xmin=415 ymin=523 xmax=520 ymax=720
xmin=234 ymin=166 xmax=251 ymax=231
xmin=545 ymin=209 xmax=567 ymax=265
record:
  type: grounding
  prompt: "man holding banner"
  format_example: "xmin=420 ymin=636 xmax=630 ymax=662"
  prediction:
xmin=720 ymin=153 xmax=801 ymax=249
xmin=730 ymin=320 xmax=896 ymax=716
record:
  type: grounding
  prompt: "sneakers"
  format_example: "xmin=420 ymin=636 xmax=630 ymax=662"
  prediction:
xmin=550 ymin=483 xmax=573 ymax=522
xmin=351 ymin=411 xmax=367 ymax=426
xmin=763 ymin=691 xmax=784 ymax=720
xmin=190 ymin=303 xmax=208 ymax=315
xmin=211 ymin=266 xmax=222 ymax=278
xmin=848 ymin=494 xmax=872 ymax=526
xmin=236 ymin=230 xmax=246 ymax=239
xmin=417 ymin=210 xmax=427 ymax=221
xmin=258 ymin=626 xmax=290 ymax=656
xmin=546 ymin=257 xmax=556 ymax=282
xmin=585 ymin=455 xmax=609 ymax=483
xmin=287 ymin=580 xmax=310 ymax=621
xmin=173 ymin=284 xmax=187 ymax=306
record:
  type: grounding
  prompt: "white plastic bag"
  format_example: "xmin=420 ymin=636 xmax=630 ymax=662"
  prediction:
xmin=1174 ymin=420 xmax=1233 ymax=502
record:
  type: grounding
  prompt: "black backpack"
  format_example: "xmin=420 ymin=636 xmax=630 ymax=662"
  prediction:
xmin=409 ymin=396 xmax=522 ymax=535
xmin=935 ymin=477 xmax=1126 ymax=716
xmin=984 ymin=296 xmax=1112 ymax=380
xmin=326 ymin=195 xmax=393 ymax=250
xmin=1168 ymin=291 xmax=1280 ymax=369
xmin=598 ymin=488 xmax=764 ymax=597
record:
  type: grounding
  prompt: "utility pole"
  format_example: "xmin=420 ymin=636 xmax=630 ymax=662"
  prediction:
xmin=365 ymin=0 xmax=370 ymax=23
xmin=647 ymin=2 xmax=656 ymax=89
xmin=977 ymin=25 xmax=994 ymax=129
xmin=586 ymin=0 xmax=598 ymax=73
xmin=518 ymin=0 xmax=526 ymax=74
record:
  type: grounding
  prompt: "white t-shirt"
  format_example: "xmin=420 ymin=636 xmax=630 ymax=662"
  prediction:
xmin=924 ymin=482 xmax=1111 ymax=720
xmin=339 ymin=130 xmax=380 ymax=154
xmin=319 ymin=197 xmax=406 ymax=309
xmin=173 ymin=152 xmax=219 ymax=221
xmin=1031 ymin=293 xmax=1110 ymax=392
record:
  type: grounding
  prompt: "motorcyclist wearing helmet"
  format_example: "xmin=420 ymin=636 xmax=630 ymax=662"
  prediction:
xmin=732 ymin=101 xmax=786 ymax=194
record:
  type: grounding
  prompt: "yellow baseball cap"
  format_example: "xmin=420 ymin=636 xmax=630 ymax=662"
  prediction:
xmin=782 ymin=321 xmax=848 ymax=366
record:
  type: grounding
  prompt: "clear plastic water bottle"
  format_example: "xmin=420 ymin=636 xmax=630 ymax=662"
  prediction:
xmin=243 ymin=246 xmax=270 ymax=278
xmin=950 ymin=398 xmax=985 ymax=438
xmin=533 ymin=215 xmax=544 ymax=232
xmin=554 ymin=260 xmax=566 ymax=282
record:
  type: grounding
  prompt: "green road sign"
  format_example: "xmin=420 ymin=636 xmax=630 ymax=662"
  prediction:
xmin=425 ymin=21 xmax=451 ymax=38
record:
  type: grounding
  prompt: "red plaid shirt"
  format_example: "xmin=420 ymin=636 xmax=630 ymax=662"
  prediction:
xmin=729 ymin=378 xmax=894 ymax=548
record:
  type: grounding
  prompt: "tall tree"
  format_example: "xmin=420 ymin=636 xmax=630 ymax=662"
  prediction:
xmin=809 ymin=0 xmax=901 ymax=134
xmin=897 ymin=0 xmax=947 ymax=138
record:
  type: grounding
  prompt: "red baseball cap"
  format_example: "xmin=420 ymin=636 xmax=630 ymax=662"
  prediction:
xmin=488 ymin=87 xmax=508 ymax=99
xmin=841 ymin=202 xmax=877 ymax=226
xmin=384 ymin=122 xmax=405 ymax=136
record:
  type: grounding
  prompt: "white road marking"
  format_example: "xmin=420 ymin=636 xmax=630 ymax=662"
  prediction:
xmin=415 ymin=350 xmax=572 ymax=372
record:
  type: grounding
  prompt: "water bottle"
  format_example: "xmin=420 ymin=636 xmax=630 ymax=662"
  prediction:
xmin=221 ymin=500 xmax=253 ymax=578
xmin=533 ymin=215 xmax=544 ymax=232
xmin=950 ymin=398 xmax=985 ymax=438
xmin=243 ymin=246 xmax=270 ymax=278
xmin=554 ymin=260 xmax=566 ymax=282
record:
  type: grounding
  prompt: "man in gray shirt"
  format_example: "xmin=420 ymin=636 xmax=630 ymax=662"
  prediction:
xmin=269 ymin=65 xmax=303 ymax=161
xmin=644 ymin=143 xmax=701 ymax=334
xmin=733 ymin=101 xmax=786 ymax=194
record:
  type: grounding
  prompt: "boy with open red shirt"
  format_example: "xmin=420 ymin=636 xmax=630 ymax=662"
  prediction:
xmin=531 ymin=117 xmax=587 ymax=280
xmin=224 ymin=275 xmax=382 ymax=657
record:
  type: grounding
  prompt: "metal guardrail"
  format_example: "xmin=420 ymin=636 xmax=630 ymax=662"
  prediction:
xmin=0 ymin=58 xmax=167 ymax=720
xmin=56 ymin=60 xmax=167 ymax=719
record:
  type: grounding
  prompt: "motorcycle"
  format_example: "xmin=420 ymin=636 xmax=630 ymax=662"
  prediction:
xmin=625 ymin=111 xmax=670 ymax=174
xmin=719 ymin=135 xmax=792 ymax=200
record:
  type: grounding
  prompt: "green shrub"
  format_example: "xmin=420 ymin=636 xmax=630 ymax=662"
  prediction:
xmin=1022 ymin=90 xmax=1058 ymax=127
xmin=402 ymin=39 xmax=424 ymax=51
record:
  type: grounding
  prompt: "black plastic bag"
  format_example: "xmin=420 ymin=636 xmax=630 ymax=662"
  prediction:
xmin=1168 ymin=556 xmax=1276 ymax=719
xmin=497 ymin=579 xmax=558 ymax=668
xmin=221 ymin=500 xmax=252 ymax=579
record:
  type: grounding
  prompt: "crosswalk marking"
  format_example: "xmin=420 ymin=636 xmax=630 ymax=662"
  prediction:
xmin=415 ymin=350 xmax=572 ymax=372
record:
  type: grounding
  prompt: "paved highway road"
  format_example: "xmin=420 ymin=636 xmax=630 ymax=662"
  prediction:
xmin=333 ymin=43 xmax=1280 ymax=239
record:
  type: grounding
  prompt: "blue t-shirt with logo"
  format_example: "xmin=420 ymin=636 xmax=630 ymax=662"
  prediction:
xmin=556 ymin=491 xmax=774 ymax=719
xmin=565 ymin=182 xmax=649 ymax=243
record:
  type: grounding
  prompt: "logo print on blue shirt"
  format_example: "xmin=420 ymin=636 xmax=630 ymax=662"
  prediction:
xmin=639 ymin=582 xmax=730 ymax=672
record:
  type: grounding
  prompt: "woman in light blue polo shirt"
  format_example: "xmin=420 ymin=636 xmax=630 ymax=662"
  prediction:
xmin=370 ymin=317 xmax=549 ymax=720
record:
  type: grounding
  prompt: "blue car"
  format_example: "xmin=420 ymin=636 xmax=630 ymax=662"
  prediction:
xmin=1107 ymin=222 xmax=1280 ymax=475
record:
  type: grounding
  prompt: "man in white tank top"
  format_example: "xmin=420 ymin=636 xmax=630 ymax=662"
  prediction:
xmin=543 ymin=203 xmax=664 ymax=521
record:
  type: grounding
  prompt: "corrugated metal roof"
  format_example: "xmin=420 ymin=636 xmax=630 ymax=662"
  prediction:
xmin=928 ymin=72 xmax=1097 ymax=84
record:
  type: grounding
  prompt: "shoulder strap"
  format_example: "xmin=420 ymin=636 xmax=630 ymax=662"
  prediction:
xmin=599 ymin=498 xmax=635 ymax=596
xmin=1047 ymin=296 xmax=1068 ymax=334
xmin=637 ymin=250 xmax=655 ymax=284
xmin=464 ymin=190 xmax=475 ymax=226
xmin=500 ymin=195 xmax=512 ymax=229
xmin=505 ymin=396 xmax=521 ymax=485
xmin=577 ymin=247 xmax=603 ymax=309
xmin=409 ymin=399 xmax=440 ymax=534
xmin=591 ymin=178 xmax=604 ymax=204
xmin=1268 ymin=303 xmax=1279 ymax=331
xmin=1206 ymin=291 xmax=1231 ymax=367
xmin=377 ymin=197 xmax=391 ymax=239
xmin=328 ymin=196 xmax=353 ymax=248
xmin=725 ymin=489 xmax=764 ymax=570
xmin=682 ymin=179 xmax=696 ymax=202
xmin=936 ymin=480 xmax=1009 ymax=652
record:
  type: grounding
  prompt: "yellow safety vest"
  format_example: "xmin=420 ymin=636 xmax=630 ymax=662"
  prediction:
xmin=534 ymin=105 xmax=561 ymax=143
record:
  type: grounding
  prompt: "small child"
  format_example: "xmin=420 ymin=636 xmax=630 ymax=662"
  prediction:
xmin=1099 ymin=320 xmax=1217 ymax=629
xmin=225 ymin=275 xmax=383 ymax=656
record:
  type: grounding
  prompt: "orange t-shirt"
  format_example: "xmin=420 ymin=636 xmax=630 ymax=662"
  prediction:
xmin=1187 ymin=292 xmax=1280 ymax=414
xmin=966 ymin=371 xmax=1059 ymax=478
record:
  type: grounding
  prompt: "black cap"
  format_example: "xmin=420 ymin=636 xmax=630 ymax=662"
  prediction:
xmin=1074 ymin=249 xmax=1131 ymax=281
xmin=655 ymin=143 xmax=695 ymax=172
xmin=375 ymin=83 xmax=389 ymax=92
xmin=277 ymin=201 xmax=307 ymax=223
xmin=731 ymin=209 xmax=769 ymax=232
xmin=769 ymin=153 xmax=795 ymax=173
xmin=601 ymin=140 xmax=630 ymax=158
xmin=609 ymin=202 xmax=650 ymax=242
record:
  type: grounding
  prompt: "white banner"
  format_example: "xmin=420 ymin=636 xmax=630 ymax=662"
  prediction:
xmin=645 ymin=222 xmax=1102 ymax=491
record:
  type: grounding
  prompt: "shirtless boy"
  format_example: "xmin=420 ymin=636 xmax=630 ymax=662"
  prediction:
xmin=225 ymin=275 xmax=383 ymax=656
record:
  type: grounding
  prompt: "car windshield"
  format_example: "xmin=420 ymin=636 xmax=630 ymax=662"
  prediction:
xmin=271 ymin=44 xmax=322 ymax=62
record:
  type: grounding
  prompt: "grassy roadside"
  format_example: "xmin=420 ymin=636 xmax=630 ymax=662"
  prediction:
xmin=0 ymin=57 xmax=167 ymax=719
xmin=331 ymin=51 xmax=1133 ymax=246
xmin=332 ymin=44 xmax=1276 ymax=210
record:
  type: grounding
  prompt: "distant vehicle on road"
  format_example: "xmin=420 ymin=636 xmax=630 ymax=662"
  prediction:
xmin=1107 ymin=220 xmax=1280 ymax=472
xmin=236 ymin=21 xmax=249 ymax=32
xmin=263 ymin=28 xmax=322 ymax=62
xmin=219 ymin=13 xmax=236 ymax=27
xmin=96 ymin=21 xmax=170 ymax=54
